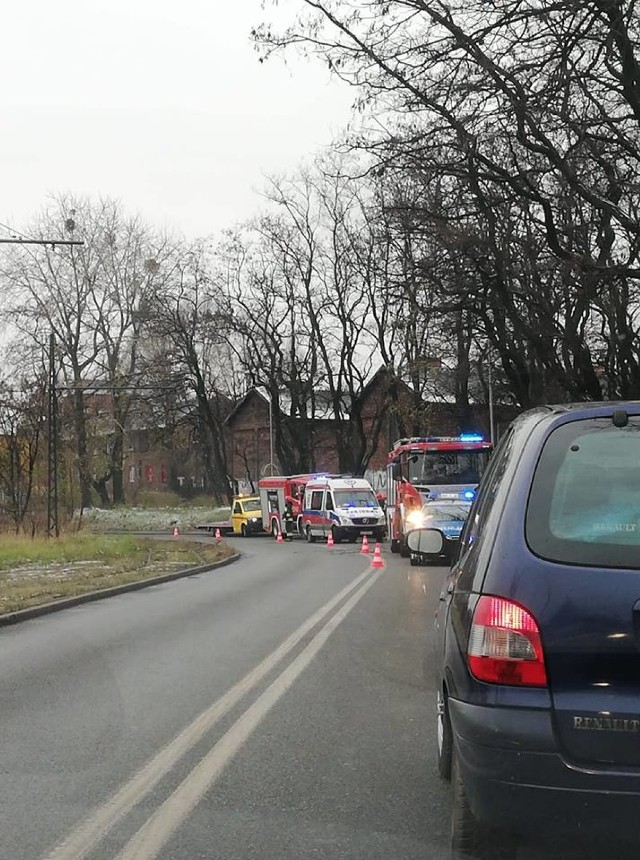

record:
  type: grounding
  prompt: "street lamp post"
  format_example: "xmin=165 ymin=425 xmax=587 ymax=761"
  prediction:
xmin=47 ymin=333 xmax=59 ymax=538
xmin=488 ymin=357 xmax=495 ymax=446
xmin=269 ymin=396 xmax=274 ymax=476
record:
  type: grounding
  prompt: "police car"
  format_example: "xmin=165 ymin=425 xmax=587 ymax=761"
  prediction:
xmin=405 ymin=498 xmax=471 ymax=565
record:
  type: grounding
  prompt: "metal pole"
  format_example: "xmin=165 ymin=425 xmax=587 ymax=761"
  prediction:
xmin=269 ymin=397 xmax=274 ymax=476
xmin=488 ymin=356 xmax=495 ymax=446
xmin=255 ymin=427 xmax=259 ymax=485
xmin=47 ymin=333 xmax=59 ymax=537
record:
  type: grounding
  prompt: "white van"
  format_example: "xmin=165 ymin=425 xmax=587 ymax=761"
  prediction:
xmin=302 ymin=476 xmax=386 ymax=543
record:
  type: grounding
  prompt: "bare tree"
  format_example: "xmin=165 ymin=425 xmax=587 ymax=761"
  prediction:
xmin=255 ymin=0 xmax=640 ymax=405
xmin=218 ymin=212 xmax=326 ymax=476
xmin=0 ymin=376 xmax=46 ymax=533
xmin=148 ymin=240 xmax=239 ymax=504
xmin=1 ymin=195 xmax=172 ymax=508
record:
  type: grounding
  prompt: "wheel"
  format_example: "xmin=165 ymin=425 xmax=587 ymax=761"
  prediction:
xmin=306 ymin=526 xmax=316 ymax=544
xmin=391 ymin=539 xmax=400 ymax=554
xmin=241 ymin=523 xmax=247 ymax=538
xmin=400 ymin=539 xmax=410 ymax=559
xmin=451 ymin=747 xmax=518 ymax=860
xmin=331 ymin=527 xmax=342 ymax=544
xmin=271 ymin=520 xmax=279 ymax=539
xmin=437 ymin=690 xmax=452 ymax=780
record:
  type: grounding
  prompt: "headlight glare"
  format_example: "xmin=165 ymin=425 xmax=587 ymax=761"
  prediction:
xmin=406 ymin=510 xmax=425 ymax=528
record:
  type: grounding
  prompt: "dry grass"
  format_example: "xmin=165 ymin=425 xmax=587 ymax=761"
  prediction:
xmin=0 ymin=534 xmax=235 ymax=615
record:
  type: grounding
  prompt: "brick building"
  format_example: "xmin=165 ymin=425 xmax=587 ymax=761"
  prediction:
xmin=225 ymin=368 xmax=519 ymax=493
xmin=65 ymin=369 xmax=518 ymax=504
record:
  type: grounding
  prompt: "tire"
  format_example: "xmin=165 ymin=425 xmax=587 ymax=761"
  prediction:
xmin=400 ymin=538 xmax=410 ymax=559
xmin=391 ymin=539 xmax=400 ymax=554
xmin=437 ymin=690 xmax=453 ymax=780
xmin=241 ymin=523 xmax=247 ymax=538
xmin=271 ymin=520 xmax=279 ymax=539
xmin=331 ymin=527 xmax=342 ymax=544
xmin=306 ymin=525 xmax=316 ymax=544
xmin=451 ymin=747 xmax=518 ymax=860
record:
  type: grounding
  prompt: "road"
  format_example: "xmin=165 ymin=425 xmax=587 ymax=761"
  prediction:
xmin=0 ymin=537 xmax=635 ymax=860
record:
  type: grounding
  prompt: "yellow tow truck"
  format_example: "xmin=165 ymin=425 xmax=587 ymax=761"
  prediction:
xmin=231 ymin=495 xmax=263 ymax=537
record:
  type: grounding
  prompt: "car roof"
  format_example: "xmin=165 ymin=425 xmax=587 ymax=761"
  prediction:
xmin=507 ymin=402 xmax=640 ymax=438
xmin=521 ymin=401 xmax=640 ymax=417
xmin=307 ymin=479 xmax=372 ymax=489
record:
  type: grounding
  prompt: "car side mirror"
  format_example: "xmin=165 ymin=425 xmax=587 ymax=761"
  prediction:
xmin=406 ymin=527 xmax=445 ymax=557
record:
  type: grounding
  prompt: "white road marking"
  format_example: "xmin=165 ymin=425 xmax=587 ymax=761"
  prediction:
xmin=117 ymin=568 xmax=383 ymax=860
xmin=43 ymin=567 xmax=374 ymax=860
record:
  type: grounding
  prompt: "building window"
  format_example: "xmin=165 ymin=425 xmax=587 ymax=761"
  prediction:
xmin=129 ymin=465 xmax=136 ymax=484
xmin=145 ymin=465 xmax=154 ymax=483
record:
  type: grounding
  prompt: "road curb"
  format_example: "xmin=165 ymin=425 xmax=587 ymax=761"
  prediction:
xmin=0 ymin=552 xmax=241 ymax=628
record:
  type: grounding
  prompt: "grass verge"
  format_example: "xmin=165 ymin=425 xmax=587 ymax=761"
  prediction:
xmin=0 ymin=534 xmax=236 ymax=615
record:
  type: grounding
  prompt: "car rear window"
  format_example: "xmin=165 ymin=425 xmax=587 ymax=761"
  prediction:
xmin=526 ymin=418 xmax=640 ymax=568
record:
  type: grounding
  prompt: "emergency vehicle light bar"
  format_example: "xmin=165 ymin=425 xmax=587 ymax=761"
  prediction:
xmin=392 ymin=435 xmax=486 ymax=447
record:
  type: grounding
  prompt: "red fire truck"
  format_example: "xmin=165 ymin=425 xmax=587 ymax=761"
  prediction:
xmin=386 ymin=434 xmax=493 ymax=556
xmin=258 ymin=474 xmax=338 ymax=538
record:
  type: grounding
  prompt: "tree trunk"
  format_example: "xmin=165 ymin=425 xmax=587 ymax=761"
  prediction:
xmin=112 ymin=431 xmax=125 ymax=505
xmin=92 ymin=476 xmax=111 ymax=508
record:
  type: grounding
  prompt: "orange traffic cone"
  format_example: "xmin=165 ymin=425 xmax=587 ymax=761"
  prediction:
xmin=172 ymin=526 xmax=179 ymax=539
xmin=360 ymin=535 xmax=370 ymax=555
xmin=214 ymin=528 xmax=222 ymax=543
xmin=276 ymin=529 xmax=284 ymax=544
xmin=371 ymin=542 xmax=384 ymax=569
xmin=327 ymin=530 xmax=334 ymax=548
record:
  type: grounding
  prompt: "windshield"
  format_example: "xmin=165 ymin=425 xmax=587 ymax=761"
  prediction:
xmin=422 ymin=504 xmax=470 ymax=522
xmin=407 ymin=450 xmax=490 ymax=485
xmin=241 ymin=499 xmax=261 ymax=512
xmin=334 ymin=489 xmax=379 ymax=508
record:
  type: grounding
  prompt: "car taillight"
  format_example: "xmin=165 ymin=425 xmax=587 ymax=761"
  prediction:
xmin=468 ymin=596 xmax=547 ymax=687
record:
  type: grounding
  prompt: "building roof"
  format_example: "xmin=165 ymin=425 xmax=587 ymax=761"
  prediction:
xmin=225 ymin=386 xmax=351 ymax=426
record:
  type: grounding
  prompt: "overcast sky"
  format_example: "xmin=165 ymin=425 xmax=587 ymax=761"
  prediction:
xmin=1 ymin=0 xmax=354 ymax=239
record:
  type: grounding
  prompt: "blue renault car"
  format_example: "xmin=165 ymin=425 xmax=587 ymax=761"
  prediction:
xmin=413 ymin=403 xmax=640 ymax=858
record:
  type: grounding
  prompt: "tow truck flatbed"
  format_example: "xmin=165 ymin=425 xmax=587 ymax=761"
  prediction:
xmin=195 ymin=521 xmax=234 ymax=535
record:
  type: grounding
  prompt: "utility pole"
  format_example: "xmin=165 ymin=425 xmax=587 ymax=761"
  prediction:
xmin=47 ymin=333 xmax=59 ymax=538
xmin=0 ymin=231 xmax=83 ymax=536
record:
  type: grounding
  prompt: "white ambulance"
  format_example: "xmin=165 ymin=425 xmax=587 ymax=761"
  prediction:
xmin=301 ymin=476 xmax=386 ymax=543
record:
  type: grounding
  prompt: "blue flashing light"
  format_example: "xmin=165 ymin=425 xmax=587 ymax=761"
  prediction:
xmin=459 ymin=434 xmax=484 ymax=442
xmin=463 ymin=490 xmax=475 ymax=500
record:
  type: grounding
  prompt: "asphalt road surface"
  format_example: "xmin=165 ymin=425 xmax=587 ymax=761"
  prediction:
xmin=0 ymin=536 xmax=635 ymax=860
